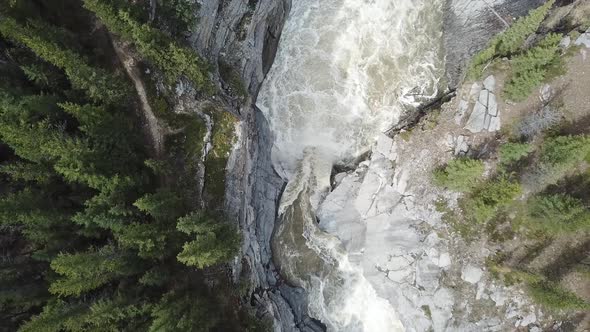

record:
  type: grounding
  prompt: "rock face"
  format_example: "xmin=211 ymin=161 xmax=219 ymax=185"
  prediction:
xmin=193 ymin=0 xmax=291 ymax=93
xmin=464 ymin=76 xmax=501 ymax=133
xmin=443 ymin=0 xmax=546 ymax=88
xmin=190 ymin=1 xmax=324 ymax=331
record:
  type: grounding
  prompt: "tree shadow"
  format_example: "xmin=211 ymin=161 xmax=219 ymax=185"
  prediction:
xmin=541 ymin=238 xmax=590 ymax=281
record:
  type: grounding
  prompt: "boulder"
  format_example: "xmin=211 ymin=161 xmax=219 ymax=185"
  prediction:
xmin=465 ymin=101 xmax=488 ymax=133
xmin=483 ymin=75 xmax=496 ymax=92
xmin=461 ymin=265 xmax=483 ymax=284
xmin=575 ymin=29 xmax=590 ymax=48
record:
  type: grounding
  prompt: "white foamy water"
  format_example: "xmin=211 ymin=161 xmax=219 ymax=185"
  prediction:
xmin=258 ymin=0 xmax=444 ymax=177
xmin=258 ymin=0 xmax=444 ymax=331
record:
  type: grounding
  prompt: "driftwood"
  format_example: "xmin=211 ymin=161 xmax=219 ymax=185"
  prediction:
xmin=385 ymin=89 xmax=456 ymax=137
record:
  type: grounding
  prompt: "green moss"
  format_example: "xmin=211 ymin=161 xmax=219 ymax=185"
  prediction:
xmin=421 ymin=305 xmax=432 ymax=320
xmin=527 ymin=281 xmax=590 ymax=311
xmin=399 ymin=129 xmax=412 ymax=142
xmin=203 ymin=109 xmax=238 ymax=209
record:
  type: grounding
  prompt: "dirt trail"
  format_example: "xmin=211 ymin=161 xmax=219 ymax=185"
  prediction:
xmin=111 ymin=39 xmax=165 ymax=158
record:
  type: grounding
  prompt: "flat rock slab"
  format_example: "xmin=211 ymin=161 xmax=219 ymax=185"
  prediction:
xmin=483 ymin=75 xmax=496 ymax=92
xmin=461 ymin=265 xmax=483 ymax=284
xmin=465 ymin=101 xmax=488 ymax=132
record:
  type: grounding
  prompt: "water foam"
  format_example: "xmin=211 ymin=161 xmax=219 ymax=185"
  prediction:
xmin=257 ymin=0 xmax=444 ymax=177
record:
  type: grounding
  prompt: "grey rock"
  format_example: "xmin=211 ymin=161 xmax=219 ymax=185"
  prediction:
xmin=540 ymin=84 xmax=553 ymax=102
xmin=478 ymin=89 xmax=490 ymax=105
xmin=487 ymin=92 xmax=498 ymax=116
xmin=483 ymin=75 xmax=496 ymax=92
xmin=437 ymin=252 xmax=452 ymax=268
xmin=454 ymin=135 xmax=470 ymax=156
xmin=455 ymin=99 xmax=469 ymax=125
xmin=465 ymin=101 xmax=488 ymax=132
xmin=194 ymin=0 xmax=291 ymax=95
xmin=484 ymin=114 xmax=492 ymax=129
xmin=469 ymin=82 xmax=482 ymax=100
xmin=489 ymin=115 xmax=501 ymax=132
xmin=461 ymin=265 xmax=483 ymax=284
xmin=560 ymin=36 xmax=571 ymax=48
xmin=575 ymin=29 xmax=590 ymax=48
xmin=517 ymin=312 xmax=536 ymax=327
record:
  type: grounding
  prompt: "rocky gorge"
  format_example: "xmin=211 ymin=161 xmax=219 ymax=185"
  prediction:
xmin=188 ymin=0 xmax=586 ymax=331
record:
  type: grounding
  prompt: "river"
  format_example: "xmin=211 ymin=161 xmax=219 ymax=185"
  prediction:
xmin=256 ymin=0 xmax=445 ymax=331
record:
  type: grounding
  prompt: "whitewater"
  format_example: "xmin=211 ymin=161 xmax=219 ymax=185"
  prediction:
xmin=257 ymin=0 xmax=445 ymax=331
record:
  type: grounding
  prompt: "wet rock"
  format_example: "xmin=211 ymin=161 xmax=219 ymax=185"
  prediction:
xmin=575 ymin=29 xmax=590 ymax=48
xmin=461 ymin=265 xmax=484 ymax=284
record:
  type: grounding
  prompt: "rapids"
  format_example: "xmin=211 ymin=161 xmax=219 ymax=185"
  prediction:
xmin=257 ymin=0 xmax=445 ymax=331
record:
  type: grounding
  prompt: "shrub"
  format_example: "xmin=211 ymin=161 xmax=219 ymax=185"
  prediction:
xmin=464 ymin=177 xmax=521 ymax=223
xmin=504 ymin=33 xmax=563 ymax=101
xmin=517 ymin=105 xmax=562 ymax=139
xmin=528 ymin=281 xmax=590 ymax=310
xmin=524 ymin=135 xmax=590 ymax=191
xmin=526 ymin=194 xmax=590 ymax=233
xmin=433 ymin=158 xmax=485 ymax=192
xmin=499 ymin=142 xmax=534 ymax=166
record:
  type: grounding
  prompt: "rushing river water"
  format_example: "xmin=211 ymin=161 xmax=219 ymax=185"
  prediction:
xmin=257 ymin=0 xmax=444 ymax=331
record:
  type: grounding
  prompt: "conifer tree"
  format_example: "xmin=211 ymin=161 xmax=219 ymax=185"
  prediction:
xmin=49 ymin=245 xmax=141 ymax=297
xmin=176 ymin=211 xmax=239 ymax=268
xmin=83 ymin=0 xmax=211 ymax=89
xmin=0 ymin=17 xmax=128 ymax=103
xmin=526 ymin=194 xmax=590 ymax=233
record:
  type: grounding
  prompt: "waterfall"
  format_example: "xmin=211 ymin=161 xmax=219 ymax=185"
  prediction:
xmin=257 ymin=0 xmax=444 ymax=331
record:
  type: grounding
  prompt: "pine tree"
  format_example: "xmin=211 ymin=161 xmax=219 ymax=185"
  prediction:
xmin=176 ymin=211 xmax=238 ymax=268
xmin=0 ymin=17 xmax=128 ymax=103
xmin=504 ymin=33 xmax=563 ymax=101
xmin=49 ymin=245 xmax=140 ymax=297
xmin=149 ymin=290 xmax=218 ymax=332
xmin=526 ymin=194 xmax=590 ymax=233
xmin=468 ymin=0 xmax=555 ymax=78
xmin=83 ymin=0 xmax=211 ymax=90
xmin=495 ymin=0 xmax=555 ymax=55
